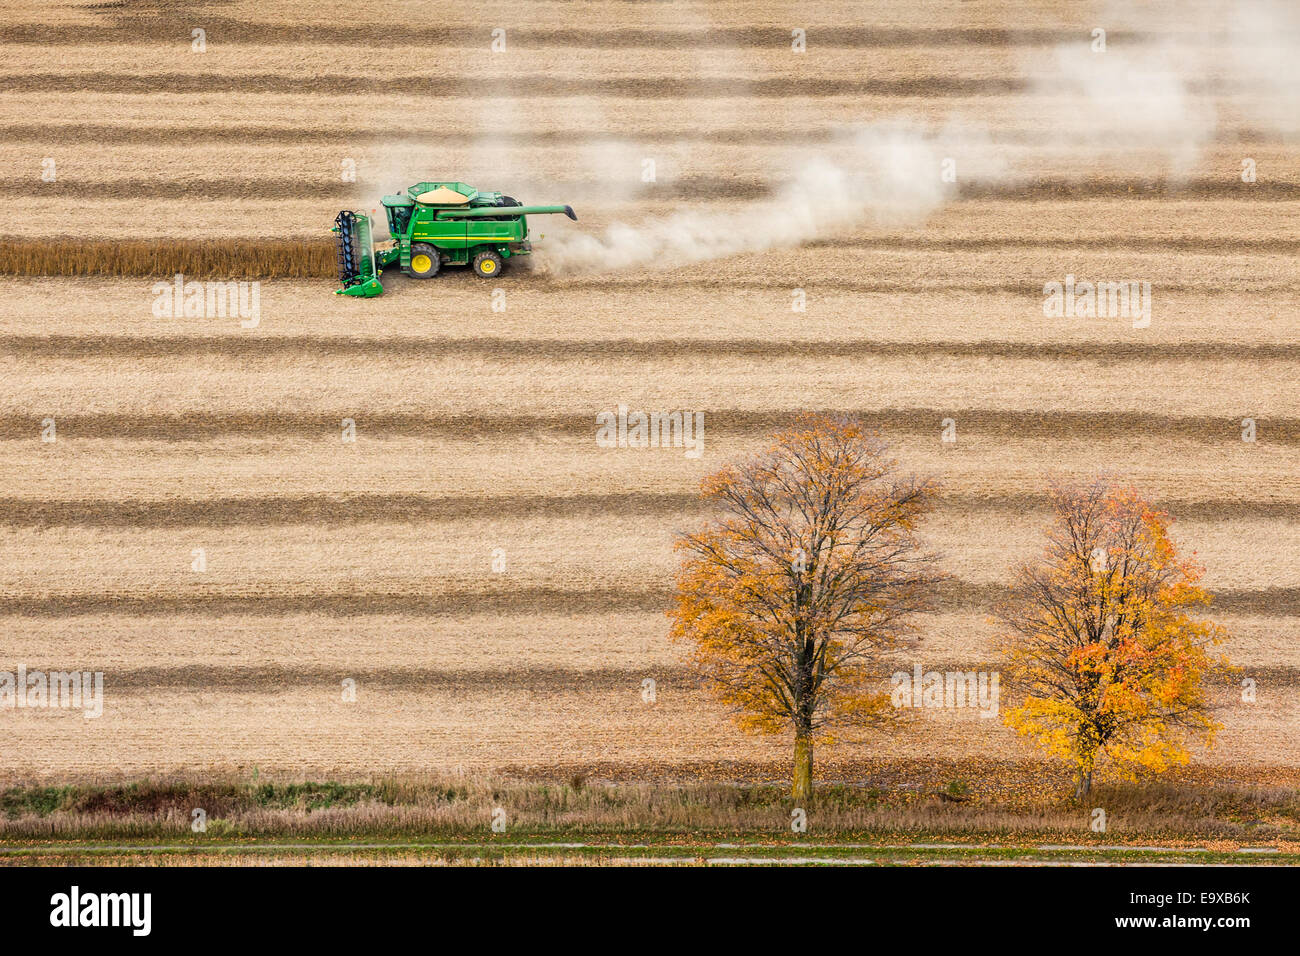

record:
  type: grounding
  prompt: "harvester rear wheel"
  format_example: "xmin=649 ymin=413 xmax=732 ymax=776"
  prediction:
xmin=409 ymin=243 xmax=440 ymax=279
xmin=472 ymin=250 xmax=503 ymax=278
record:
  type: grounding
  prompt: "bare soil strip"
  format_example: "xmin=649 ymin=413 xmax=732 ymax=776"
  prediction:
xmin=0 ymin=587 xmax=675 ymax=618
xmin=0 ymin=123 xmax=844 ymax=145
xmin=8 ymin=123 xmax=1294 ymax=147
xmin=0 ymin=72 xmax=1035 ymax=97
xmin=4 ymin=71 xmax=1266 ymax=99
xmin=4 ymin=229 xmax=1297 ymax=278
xmin=7 ymin=334 xmax=1300 ymax=363
xmin=65 ymin=664 xmax=694 ymax=693
xmin=835 ymin=234 xmax=1300 ymax=250
xmin=5 ymin=662 xmax=1293 ymax=693
xmin=5 ymin=180 xmax=1297 ymax=205
xmin=0 ymin=24 xmax=1171 ymax=48
xmin=7 ymin=583 xmax=1300 ymax=617
xmin=0 ymin=491 xmax=1296 ymax=528
xmin=0 ymin=491 xmax=701 ymax=526
xmin=553 ymin=278 xmax=1300 ymax=294
xmin=0 ymin=176 xmax=769 ymax=202
xmin=0 ymin=409 xmax=1288 ymax=442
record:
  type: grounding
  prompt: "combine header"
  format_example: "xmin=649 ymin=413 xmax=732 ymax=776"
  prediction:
xmin=332 ymin=181 xmax=577 ymax=297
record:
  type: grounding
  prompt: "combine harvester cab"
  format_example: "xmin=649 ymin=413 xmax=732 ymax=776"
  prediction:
xmin=332 ymin=181 xmax=576 ymax=296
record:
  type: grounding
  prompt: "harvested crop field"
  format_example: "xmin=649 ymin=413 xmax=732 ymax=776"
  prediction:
xmin=2 ymin=0 xmax=1299 ymax=790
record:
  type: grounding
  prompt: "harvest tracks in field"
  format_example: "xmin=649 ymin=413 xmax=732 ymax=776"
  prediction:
xmin=2 ymin=0 xmax=1299 ymax=782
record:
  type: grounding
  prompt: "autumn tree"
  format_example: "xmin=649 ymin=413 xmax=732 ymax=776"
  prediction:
xmin=669 ymin=415 xmax=943 ymax=805
xmin=997 ymin=479 xmax=1230 ymax=799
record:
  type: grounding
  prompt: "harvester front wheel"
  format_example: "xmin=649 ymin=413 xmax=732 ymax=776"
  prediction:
xmin=472 ymin=250 xmax=503 ymax=278
xmin=409 ymin=243 xmax=440 ymax=279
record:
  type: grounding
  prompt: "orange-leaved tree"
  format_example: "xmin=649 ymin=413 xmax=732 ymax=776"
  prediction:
xmin=997 ymin=479 xmax=1230 ymax=798
xmin=669 ymin=415 xmax=943 ymax=805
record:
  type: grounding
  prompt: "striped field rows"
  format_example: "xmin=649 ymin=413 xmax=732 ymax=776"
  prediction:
xmin=1 ymin=0 xmax=1298 ymax=781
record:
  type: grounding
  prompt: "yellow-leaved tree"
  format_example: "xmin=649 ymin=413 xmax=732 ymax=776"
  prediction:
xmin=997 ymin=479 xmax=1231 ymax=798
xmin=669 ymin=415 xmax=943 ymax=805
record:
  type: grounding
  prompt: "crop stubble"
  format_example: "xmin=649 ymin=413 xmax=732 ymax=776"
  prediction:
xmin=0 ymin=0 xmax=1296 ymax=783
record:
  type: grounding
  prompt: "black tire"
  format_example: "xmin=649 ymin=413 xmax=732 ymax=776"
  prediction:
xmin=472 ymin=250 xmax=504 ymax=278
xmin=408 ymin=243 xmax=440 ymax=279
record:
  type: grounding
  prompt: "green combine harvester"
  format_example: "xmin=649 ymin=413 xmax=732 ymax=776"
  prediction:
xmin=332 ymin=182 xmax=577 ymax=296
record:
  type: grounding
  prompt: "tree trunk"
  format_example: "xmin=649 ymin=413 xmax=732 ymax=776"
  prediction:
xmin=1074 ymin=762 xmax=1094 ymax=800
xmin=792 ymin=731 xmax=814 ymax=806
